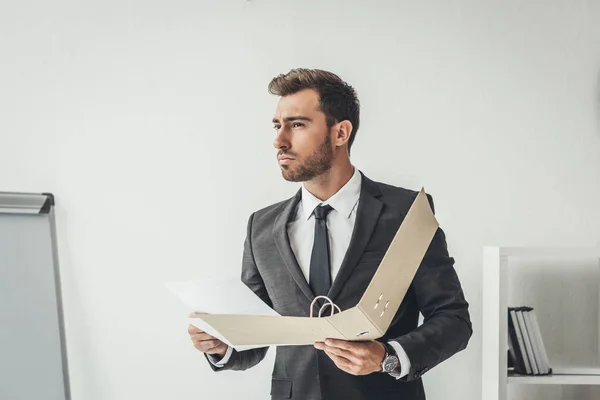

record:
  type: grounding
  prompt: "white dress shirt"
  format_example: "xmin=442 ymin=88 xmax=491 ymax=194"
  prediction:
xmin=210 ymin=167 xmax=411 ymax=378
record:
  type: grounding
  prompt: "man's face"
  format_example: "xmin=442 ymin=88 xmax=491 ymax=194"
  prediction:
xmin=272 ymin=89 xmax=334 ymax=182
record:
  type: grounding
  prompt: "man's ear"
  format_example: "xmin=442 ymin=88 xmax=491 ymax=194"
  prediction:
xmin=333 ymin=120 xmax=353 ymax=148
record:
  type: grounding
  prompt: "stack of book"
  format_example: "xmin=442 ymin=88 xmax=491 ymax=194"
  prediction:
xmin=507 ymin=306 xmax=552 ymax=375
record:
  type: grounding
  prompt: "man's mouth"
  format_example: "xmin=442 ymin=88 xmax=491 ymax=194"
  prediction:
xmin=278 ymin=154 xmax=295 ymax=165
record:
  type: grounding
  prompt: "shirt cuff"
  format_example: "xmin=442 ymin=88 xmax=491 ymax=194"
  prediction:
xmin=388 ymin=340 xmax=411 ymax=379
xmin=207 ymin=345 xmax=233 ymax=367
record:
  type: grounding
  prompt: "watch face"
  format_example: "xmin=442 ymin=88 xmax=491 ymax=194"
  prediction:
xmin=383 ymin=355 xmax=399 ymax=372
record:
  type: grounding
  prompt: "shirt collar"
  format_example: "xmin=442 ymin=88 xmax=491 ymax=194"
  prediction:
xmin=301 ymin=167 xmax=361 ymax=220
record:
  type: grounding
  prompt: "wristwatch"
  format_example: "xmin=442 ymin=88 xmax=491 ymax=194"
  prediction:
xmin=380 ymin=342 xmax=400 ymax=374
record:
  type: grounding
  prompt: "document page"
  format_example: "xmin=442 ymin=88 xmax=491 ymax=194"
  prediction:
xmin=167 ymin=277 xmax=280 ymax=350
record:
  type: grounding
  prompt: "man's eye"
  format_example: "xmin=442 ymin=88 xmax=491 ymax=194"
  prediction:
xmin=292 ymin=123 xmax=304 ymax=128
xmin=273 ymin=125 xmax=281 ymax=131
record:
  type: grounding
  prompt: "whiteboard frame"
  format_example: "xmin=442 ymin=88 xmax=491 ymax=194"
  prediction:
xmin=0 ymin=191 xmax=71 ymax=400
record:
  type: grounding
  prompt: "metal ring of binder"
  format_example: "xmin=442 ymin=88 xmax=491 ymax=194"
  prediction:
xmin=309 ymin=295 xmax=341 ymax=318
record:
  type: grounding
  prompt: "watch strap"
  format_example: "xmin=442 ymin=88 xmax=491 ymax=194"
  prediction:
xmin=382 ymin=341 xmax=395 ymax=357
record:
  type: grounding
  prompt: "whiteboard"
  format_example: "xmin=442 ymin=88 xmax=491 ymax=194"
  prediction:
xmin=0 ymin=192 xmax=70 ymax=400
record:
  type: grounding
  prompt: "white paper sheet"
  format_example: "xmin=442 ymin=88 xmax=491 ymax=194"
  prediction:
xmin=166 ymin=277 xmax=280 ymax=316
xmin=166 ymin=277 xmax=280 ymax=351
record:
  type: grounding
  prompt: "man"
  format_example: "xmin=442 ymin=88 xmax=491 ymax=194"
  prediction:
xmin=188 ymin=68 xmax=472 ymax=399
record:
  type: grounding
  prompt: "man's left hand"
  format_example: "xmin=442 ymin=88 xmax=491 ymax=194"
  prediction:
xmin=314 ymin=339 xmax=385 ymax=376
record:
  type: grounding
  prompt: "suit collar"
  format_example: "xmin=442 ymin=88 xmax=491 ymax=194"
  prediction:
xmin=357 ymin=170 xmax=382 ymax=199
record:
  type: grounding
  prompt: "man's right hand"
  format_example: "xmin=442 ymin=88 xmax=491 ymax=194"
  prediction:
xmin=188 ymin=314 xmax=228 ymax=358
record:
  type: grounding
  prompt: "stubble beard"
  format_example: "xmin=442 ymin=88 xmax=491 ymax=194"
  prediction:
xmin=280 ymin=131 xmax=334 ymax=183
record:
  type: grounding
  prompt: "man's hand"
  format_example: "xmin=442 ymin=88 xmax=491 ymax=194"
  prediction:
xmin=314 ymin=338 xmax=386 ymax=376
xmin=188 ymin=313 xmax=228 ymax=358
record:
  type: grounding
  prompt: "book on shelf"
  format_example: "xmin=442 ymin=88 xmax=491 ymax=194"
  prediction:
xmin=507 ymin=306 xmax=552 ymax=375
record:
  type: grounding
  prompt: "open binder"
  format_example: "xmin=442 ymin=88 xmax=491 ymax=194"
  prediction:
xmin=183 ymin=188 xmax=438 ymax=349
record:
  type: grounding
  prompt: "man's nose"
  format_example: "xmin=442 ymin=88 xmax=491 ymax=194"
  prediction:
xmin=273 ymin=127 xmax=290 ymax=150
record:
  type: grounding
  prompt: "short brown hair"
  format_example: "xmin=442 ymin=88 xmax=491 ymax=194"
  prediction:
xmin=268 ymin=68 xmax=360 ymax=153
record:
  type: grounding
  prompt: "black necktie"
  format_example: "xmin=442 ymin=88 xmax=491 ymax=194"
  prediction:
xmin=309 ymin=204 xmax=334 ymax=305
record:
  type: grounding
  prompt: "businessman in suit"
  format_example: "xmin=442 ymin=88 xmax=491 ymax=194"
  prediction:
xmin=188 ymin=68 xmax=472 ymax=399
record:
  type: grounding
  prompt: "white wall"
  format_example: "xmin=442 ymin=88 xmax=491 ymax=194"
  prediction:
xmin=1 ymin=1 xmax=600 ymax=399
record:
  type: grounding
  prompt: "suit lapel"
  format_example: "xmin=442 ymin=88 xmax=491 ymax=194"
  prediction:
xmin=272 ymin=188 xmax=316 ymax=303
xmin=327 ymin=172 xmax=383 ymax=302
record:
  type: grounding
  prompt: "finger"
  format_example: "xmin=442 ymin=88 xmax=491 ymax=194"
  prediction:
xmin=190 ymin=332 xmax=215 ymax=341
xmin=205 ymin=343 xmax=227 ymax=355
xmin=188 ymin=324 xmax=205 ymax=334
xmin=202 ymin=339 xmax=222 ymax=350
xmin=325 ymin=339 xmax=369 ymax=357
xmin=324 ymin=338 xmax=353 ymax=351
xmin=315 ymin=341 xmax=361 ymax=364
xmin=325 ymin=349 xmax=351 ymax=367
xmin=322 ymin=344 xmax=361 ymax=364
xmin=324 ymin=349 xmax=355 ymax=374
xmin=326 ymin=350 xmax=366 ymax=376
xmin=195 ymin=339 xmax=222 ymax=352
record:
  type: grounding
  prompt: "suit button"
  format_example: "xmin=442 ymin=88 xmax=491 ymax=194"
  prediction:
xmin=414 ymin=367 xmax=428 ymax=379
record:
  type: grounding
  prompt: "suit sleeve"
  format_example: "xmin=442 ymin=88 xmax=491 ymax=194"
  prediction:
xmin=205 ymin=212 xmax=270 ymax=371
xmin=391 ymin=194 xmax=472 ymax=381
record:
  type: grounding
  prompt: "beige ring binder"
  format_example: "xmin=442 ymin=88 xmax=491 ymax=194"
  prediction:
xmin=191 ymin=188 xmax=439 ymax=348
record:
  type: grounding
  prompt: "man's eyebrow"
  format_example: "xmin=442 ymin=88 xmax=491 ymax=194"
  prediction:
xmin=272 ymin=116 xmax=312 ymax=124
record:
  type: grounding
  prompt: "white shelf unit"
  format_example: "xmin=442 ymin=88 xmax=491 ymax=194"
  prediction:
xmin=508 ymin=374 xmax=600 ymax=385
xmin=482 ymin=246 xmax=600 ymax=400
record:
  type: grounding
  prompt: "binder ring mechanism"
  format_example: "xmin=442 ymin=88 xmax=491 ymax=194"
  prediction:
xmin=310 ymin=296 xmax=341 ymax=318
xmin=309 ymin=296 xmax=373 ymax=339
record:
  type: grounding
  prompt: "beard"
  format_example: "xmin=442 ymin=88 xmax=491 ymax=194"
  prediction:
xmin=280 ymin=131 xmax=334 ymax=182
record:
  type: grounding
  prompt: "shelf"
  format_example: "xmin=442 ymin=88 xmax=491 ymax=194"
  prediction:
xmin=508 ymin=374 xmax=600 ymax=385
xmin=482 ymin=246 xmax=600 ymax=399
xmin=493 ymin=246 xmax=600 ymax=259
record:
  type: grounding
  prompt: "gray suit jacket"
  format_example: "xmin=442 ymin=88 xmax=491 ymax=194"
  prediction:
xmin=207 ymin=171 xmax=472 ymax=400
